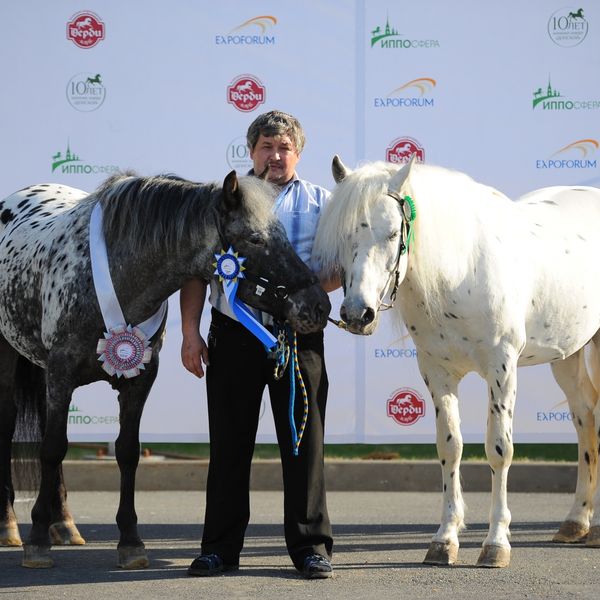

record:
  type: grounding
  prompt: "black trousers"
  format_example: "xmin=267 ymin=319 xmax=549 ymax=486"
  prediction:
xmin=201 ymin=309 xmax=333 ymax=569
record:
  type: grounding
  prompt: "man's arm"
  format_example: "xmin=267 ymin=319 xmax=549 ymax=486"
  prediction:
xmin=180 ymin=278 xmax=210 ymax=378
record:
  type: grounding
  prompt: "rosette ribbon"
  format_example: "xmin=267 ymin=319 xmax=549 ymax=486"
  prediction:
xmin=89 ymin=203 xmax=168 ymax=378
xmin=214 ymin=247 xmax=277 ymax=352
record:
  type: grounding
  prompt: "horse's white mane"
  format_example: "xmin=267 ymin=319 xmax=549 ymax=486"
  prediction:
xmin=314 ymin=160 xmax=510 ymax=320
xmin=314 ymin=161 xmax=397 ymax=275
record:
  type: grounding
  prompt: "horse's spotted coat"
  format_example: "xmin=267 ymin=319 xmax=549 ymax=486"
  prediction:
xmin=1 ymin=171 xmax=331 ymax=566
xmin=315 ymin=157 xmax=600 ymax=566
xmin=0 ymin=184 xmax=90 ymax=367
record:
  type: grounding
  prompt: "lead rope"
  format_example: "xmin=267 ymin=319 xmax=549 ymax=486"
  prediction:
xmin=288 ymin=330 xmax=309 ymax=456
xmin=272 ymin=325 xmax=308 ymax=455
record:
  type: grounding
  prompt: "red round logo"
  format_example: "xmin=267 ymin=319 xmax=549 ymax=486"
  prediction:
xmin=386 ymin=137 xmax=425 ymax=164
xmin=67 ymin=12 xmax=105 ymax=49
xmin=387 ymin=387 xmax=426 ymax=426
xmin=227 ymin=75 xmax=266 ymax=112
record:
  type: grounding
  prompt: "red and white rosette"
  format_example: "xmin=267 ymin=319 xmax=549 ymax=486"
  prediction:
xmin=90 ymin=203 xmax=167 ymax=379
xmin=96 ymin=324 xmax=153 ymax=378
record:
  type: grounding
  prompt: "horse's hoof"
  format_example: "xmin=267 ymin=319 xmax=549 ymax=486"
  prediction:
xmin=553 ymin=520 xmax=588 ymax=543
xmin=0 ymin=523 xmax=23 ymax=546
xmin=22 ymin=544 xmax=53 ymax=568
xmin=423 ymin=541 xmax=458 ymax=565
xmin=476 ymin=544 xmax=511 ymax=568
xmin=118 ymin=545 xmax=149 ymax=569
xmin=585 ymin=525 xmax=600 ymax=547
xmin=49 ymin=520 xmax=86 ymax=545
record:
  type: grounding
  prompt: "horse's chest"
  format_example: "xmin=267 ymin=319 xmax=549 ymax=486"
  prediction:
xmin=400 ymin=300 xmax=487 ymax=375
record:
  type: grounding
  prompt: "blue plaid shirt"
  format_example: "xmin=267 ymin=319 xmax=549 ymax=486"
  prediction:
xmin=209 ymin=175 xmax=330 ymax=320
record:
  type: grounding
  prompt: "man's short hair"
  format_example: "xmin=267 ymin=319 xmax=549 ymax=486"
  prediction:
xmin=247 ymin=110 xmax=305 ymax=154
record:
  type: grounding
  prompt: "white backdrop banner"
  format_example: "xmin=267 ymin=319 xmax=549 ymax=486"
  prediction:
xmin=1 ymin=1 xmax=598 ymax=443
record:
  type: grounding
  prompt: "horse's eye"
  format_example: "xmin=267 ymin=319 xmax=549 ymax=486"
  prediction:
xmin=388 ymin=231 xmax=399 ymax=242
xmin=249 ymin=234 xmax=266 ymax=246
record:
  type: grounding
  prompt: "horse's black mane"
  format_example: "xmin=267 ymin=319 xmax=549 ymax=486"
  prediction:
xmin=95 ymin=171 xmax=222 ymax=254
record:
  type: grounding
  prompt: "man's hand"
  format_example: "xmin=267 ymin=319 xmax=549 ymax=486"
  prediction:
xmin=181 ymin=330 xmax=209 ymax=378
xmin=180 ymin=278 xmax=208 ymax=378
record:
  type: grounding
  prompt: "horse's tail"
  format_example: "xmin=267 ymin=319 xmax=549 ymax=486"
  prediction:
xmin=12 ymin=356 xmax=45 ymax=492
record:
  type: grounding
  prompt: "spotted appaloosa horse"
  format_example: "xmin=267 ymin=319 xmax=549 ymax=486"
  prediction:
xmin=313 ymin=155 xmax=600 ymax=568
xmin=0 ymin=170 xmax=330 ymax=569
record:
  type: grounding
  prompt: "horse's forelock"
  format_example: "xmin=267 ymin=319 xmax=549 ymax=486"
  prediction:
xmin=314 ymin=160 xmax=476 ymax=320
xmin=235 ymin=176 xmax=278 ymax=228
xmin=314 ymin=162 xmax=395 ymax=274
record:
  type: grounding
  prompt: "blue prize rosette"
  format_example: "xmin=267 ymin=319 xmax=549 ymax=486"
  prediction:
xmin=214 ymin=247 xmax=277 ymax=351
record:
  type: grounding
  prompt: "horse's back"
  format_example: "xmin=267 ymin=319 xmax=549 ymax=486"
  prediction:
xmin=514 ymin=186 xmax=600 ymax=364
xmin=514 ymin=186 xmax=600 ymax=263
xmin=0 ymin=184 xmax=89 ymax=247
xmin=516 ymin=185 xmax=600 ymax=226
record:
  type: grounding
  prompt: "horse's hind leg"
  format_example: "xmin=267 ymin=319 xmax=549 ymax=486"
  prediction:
xmin=23 ymin=358 xmax=73 ymax=568
xmin=0 ymin=403 xmax=21 ymax=546
xmin=0 ymin=339 xmax=22 ymax=546
xmin=550 ymin=348 xmax=597 ymax=544
xmin=10 ymin=353 xmax=84 ymax=548
xmin=581 ymin=332 xmax=600 ymax=547
xmin=588 ymin=390 xmax=600 ymax=547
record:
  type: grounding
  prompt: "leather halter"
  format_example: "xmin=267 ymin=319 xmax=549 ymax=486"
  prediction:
xmin=328 ymin=191 xmax=416 ymax=329
xmin=212 ymin=208 xmax=317 ymax=309
xmin=377 ymin=191 xmax=415 ymax=311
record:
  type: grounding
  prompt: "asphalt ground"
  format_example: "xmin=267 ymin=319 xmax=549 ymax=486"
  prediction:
xmin=1 ymin=490 xmax=598 ymax=600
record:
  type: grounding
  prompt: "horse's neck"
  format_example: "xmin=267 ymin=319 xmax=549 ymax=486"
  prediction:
xmin=107 ymin=231 xmax=218 ymax=325
xmin=398 ymin=238 xmax=468 ymax=326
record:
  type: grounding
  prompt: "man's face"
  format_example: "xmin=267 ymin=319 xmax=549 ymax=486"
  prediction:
xmin=249 ymin=133 xmax=300 ymax=185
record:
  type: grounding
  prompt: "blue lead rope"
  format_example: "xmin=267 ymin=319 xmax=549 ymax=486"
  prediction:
xmin=214 ymin=247 xmax=307 ymax=454
xmin=287 ymin=330 xmax=309 ymax=456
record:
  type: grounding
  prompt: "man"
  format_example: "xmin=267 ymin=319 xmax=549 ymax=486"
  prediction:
xmin=180 ymin=111 xmax=339 ymax=579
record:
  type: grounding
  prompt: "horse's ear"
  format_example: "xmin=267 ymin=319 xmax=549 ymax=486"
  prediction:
xmin=389 ymin=153 xmax=417 ymax=192
xmin=257 ymin=165 xmax=270 ymax=180
xmin=222 ymin=170 xmax=242 ymax=210
xmin=332 ymin=155 xmax=351 ymax=184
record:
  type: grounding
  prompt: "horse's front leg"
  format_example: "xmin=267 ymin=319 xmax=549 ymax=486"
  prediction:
xmin=48 ymin=466 xmax=85 ymax=546
xmin=23 ymin=373 xmax=72 ymax=568
xmin=420 ymin=362 xmax=464 ymax=566
xmin=477 ymin=351 xmax=519 ymax=568
xmin=550 ymin=348 xmax=598 ymax=544
xmin=113 ymin=372 xmax=156 ymax=569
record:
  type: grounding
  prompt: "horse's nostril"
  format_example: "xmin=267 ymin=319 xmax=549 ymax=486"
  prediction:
xmin=362 ymin=308 xmax=375 ymax=325
xmin=340 ymin=306 xmax=348 ymax=321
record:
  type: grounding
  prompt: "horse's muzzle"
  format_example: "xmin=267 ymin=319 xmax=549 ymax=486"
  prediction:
xmin=285 ymin=284 xmax=331 ymax=333
xmin=339 ymin=303 xmax=378 ymax=335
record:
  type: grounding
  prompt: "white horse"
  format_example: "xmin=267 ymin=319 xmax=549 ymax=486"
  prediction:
xmin=313 ymin=155 xmax=600 ymax=568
